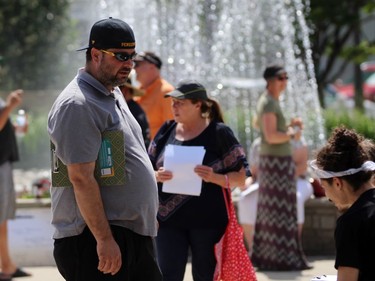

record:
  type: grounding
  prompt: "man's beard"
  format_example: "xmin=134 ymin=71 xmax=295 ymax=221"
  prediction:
xmin=97 ymin=61 xmax=131 ymax=88
xmin=111 ymin=75 xmax=129 ymax=87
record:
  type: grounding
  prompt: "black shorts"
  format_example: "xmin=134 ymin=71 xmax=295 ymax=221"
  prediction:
xmin=54 ymin=225 xmax=162 ymax=281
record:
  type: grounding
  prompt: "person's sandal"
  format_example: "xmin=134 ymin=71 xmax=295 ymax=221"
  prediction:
xmin=10 ymin=268 xmax=31 ymax=278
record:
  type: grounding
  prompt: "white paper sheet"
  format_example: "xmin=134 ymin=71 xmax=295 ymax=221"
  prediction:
xmin=162 ymin=144 xmax=206 ymax=196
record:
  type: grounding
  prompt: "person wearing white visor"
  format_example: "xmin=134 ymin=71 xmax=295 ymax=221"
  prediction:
xmin=310 ymin=126 xmax=375 ymax=281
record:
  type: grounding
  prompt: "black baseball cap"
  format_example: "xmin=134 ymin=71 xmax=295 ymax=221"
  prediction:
xmin=165 ymin=80 xmax=208 ymax=100
xmin=134 ymin=52 xmax=162 ymax=69
xmin=263 ymin=64 xmax=287 ymax=80
xmin=77 ymin=17 xmax=135 ymax=51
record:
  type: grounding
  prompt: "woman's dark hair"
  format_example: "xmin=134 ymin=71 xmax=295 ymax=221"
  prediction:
xmin=190 ymin=98 xmax=224 ymax=123
xmin=316 ymin=126 xmax=374 ymax=190
xmin=362 ymin=138 xmax=375 ymax=162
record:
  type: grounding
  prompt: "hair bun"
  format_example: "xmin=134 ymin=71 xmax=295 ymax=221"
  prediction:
xmin=330 ymin=127 xmax=363 ymax=151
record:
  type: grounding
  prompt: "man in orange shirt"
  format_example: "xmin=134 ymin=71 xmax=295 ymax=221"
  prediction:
xmin=134 ymin=52 xmax=174 ymax=139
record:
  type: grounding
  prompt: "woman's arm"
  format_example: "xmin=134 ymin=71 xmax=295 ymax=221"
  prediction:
xmin=262 ymin=112 xmax=298 ymax=144
xmin=194 ymin=165 xmax=246 ymax=188
xmin=293 ymin=144 xmax=308 ymax=178
xmin=155 ymin=167 xmax=173 ymax=182
xmin=0 ymin=90 xmax=23 ymax=130
xmin=337 ymin=266 xmax=359 ymax=281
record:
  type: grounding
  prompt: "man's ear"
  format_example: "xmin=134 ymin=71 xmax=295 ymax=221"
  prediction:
xmin=91 ymin=48 xmax=101 ymax=63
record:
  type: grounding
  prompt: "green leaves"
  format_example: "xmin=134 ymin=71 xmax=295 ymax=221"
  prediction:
xmin=0 ymin=0 xmax=77 ymax=90
xmin=302 ymin=0 xmax=375 ymax=108
xmin=323 ymin=108 xmax=375 ymax=140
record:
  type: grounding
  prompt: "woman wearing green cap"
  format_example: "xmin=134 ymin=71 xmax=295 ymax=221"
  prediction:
xmin=148 ymin=79 xmax=251 ymax=281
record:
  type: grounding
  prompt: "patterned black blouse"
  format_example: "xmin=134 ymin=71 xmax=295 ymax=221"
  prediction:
xmin=148 ymin=120 xmax=250 ymax=229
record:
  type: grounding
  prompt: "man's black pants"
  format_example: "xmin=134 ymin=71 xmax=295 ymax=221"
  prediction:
xmin=54 ymin=225 xmax=162 ymax=281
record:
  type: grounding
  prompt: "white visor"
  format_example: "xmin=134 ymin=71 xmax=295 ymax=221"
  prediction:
xmin=310 ymin=160 xmax=375 ymax=179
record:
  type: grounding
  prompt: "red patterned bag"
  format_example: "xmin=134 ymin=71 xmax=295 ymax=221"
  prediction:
xmin=213 ymin=188 xmax=257 ymax=281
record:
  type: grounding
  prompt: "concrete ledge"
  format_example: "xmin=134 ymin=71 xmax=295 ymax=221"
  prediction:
xmin=302 ymin=197 xmax=339 ymax=256
xmin=16 ymin=198 xmax=51 ymax=208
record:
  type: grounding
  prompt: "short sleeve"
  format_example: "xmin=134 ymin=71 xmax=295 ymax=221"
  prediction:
xmin=148 ymin=120 xmax=176 ymax=169
xmin=213 ymin=123 xmax=250 ymax=176
xmin=262 ymin=98 xmax=277 ymax=114
xmin=48 ymin=102 xmax=101 ymax=165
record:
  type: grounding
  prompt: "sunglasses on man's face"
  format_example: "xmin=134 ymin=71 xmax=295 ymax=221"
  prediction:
xmin=100 ymin=49 xmax=137 ymax=62
xmin=277 ymin=75 xmax=289 ymax=81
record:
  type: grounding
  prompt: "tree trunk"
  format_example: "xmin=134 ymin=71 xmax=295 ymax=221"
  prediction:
xmin=353 ymin=4 xmax=364 ymax=111
xmin=354 ymin=63 xmax=364 ymax=111
xmin=317 ymin=83 xmax=326 ymax=109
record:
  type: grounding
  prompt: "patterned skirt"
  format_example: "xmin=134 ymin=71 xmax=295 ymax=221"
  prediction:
xmin=252 ymin=155 xmax=309 ymax=270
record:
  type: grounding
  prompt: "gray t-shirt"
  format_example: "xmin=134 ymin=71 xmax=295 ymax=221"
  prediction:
xmin=48 ymin=69 xmax=158 ymax=239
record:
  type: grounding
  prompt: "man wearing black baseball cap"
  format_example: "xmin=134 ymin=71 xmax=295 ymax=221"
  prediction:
xmin=48 ymin=18 xmax=162 ymax=281
xmin=133 ymin=51 xmax=174 ymax=139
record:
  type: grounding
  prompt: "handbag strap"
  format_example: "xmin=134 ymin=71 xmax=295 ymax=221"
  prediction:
xmin=221 ymin=187 xmax=231 ymax=217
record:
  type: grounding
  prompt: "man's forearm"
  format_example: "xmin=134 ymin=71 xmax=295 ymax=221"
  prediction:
xmin=67 ymin=162 xmax=122 ymax=275
xmin=67 ymin=163 xmax=113 ymax=242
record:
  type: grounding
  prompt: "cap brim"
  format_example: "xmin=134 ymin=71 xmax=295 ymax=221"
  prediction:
xmin=76 ymin=46 xmax=89 ymax=51
xmin=164 ymin=90 xmax=185 ymax=99
xmin=275 ymin=69 xmax=287 ymax=76
xmin=133 ymin=55 xmax=146 ymax=62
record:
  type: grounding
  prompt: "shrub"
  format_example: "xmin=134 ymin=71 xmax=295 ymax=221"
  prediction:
xmin=323 ymin=108 xmax=375 ymax=141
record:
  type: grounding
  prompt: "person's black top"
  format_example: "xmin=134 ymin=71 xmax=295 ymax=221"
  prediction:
xmin=149 ymin=120 xmax=250 ymax=229
xmin=335 ymin=188 xmax=375 ymax=281
xmin=127 ymin=99 xmax=150 ymax=148
xmin=0 ymin=107 xmax=19 ymax=165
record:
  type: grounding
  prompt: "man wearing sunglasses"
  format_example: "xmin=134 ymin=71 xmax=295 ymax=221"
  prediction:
xmin=47 ymin=18 xmax=162 ymax=281
xmin=133 ymin=51 xmax=174 ymax=139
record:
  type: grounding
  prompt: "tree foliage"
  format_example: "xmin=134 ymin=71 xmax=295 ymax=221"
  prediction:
xmin=0 ymin=0 xmax=77 ymax=90
xmin=303 ymin=0 xmax=375 ymax=108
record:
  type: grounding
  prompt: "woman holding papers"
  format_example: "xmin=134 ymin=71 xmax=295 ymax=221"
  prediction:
xmin=148 ymin=79 xmax=249 ymax=281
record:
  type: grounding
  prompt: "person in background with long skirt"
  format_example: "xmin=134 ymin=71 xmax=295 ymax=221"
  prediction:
xmin=238 ymin=117 xmax=313 ymax=257
xmin=252 ymin=64 xmax=310 ymax=270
